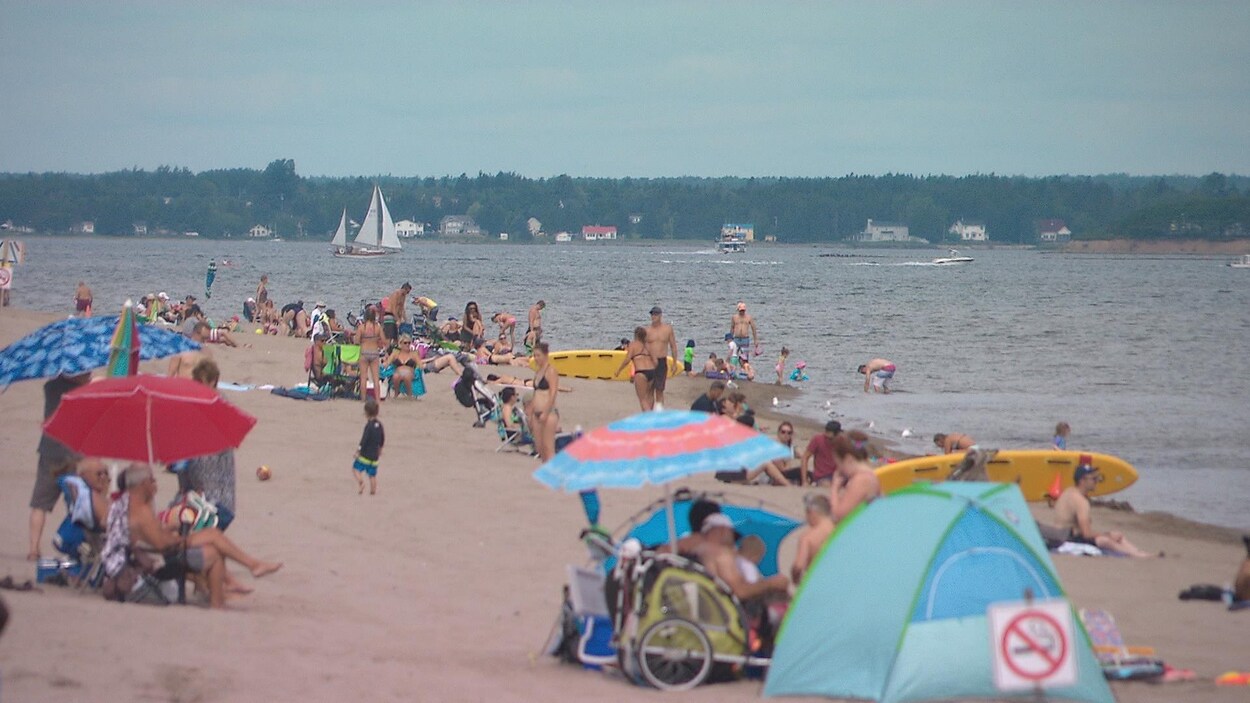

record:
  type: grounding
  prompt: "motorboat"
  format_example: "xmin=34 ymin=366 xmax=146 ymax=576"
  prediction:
xmin=1229 ymin=254 xmax=1250 ymax=268
xmin=931 ymin=248 xmax=974 ymax=265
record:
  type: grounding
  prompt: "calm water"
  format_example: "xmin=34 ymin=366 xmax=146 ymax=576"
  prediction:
xmin=6 ymin=237 xmax=1250 ymax=529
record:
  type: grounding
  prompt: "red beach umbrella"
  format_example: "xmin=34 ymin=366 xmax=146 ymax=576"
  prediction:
xmin=43 ymin=374 xmax=256 ymax=465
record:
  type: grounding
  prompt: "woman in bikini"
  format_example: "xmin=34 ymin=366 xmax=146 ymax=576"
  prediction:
xmin=461 ymin=302 xmax=485 ymax=350
xmin=491 ymin=311 xmax=517 ymax=349
xmin=355 ymin=306 xmax=384 ymax=402
xmin=529 ymin=342 xmax=560 ymax=461
xmin=384 ymin=333 xmax=422 ymax=398
xmin=615 ymin=326 xmax=657 ymax=411
xmin=473 ymin=340 xmax=530 ymax=367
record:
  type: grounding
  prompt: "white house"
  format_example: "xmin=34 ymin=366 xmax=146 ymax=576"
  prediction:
xmin=851 ymin=219 xmax=927 ymax=243
xmin=71 ymin=221 xmax=95 ymax=235
xmin=582 ymin=225 xmax=618 ymax=241
xmin=499 ymin=232 xmax=509 ymax=241
xmin=248 ymin=224 xmax=273 ymax=239
xmin=1036 ymin=219 xmax=1072 ymax=243
xmin=395 ymin=219 xmax=424 ymax=238
xmin=554 ymin=232 xmax=573 ymax=243
xmin=439 ymin=215 xmax=483 ymax=237
xmin=949 ymin=219 xmax=988 ymax=242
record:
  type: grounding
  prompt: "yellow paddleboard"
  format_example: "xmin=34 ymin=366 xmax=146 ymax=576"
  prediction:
xmin=874 ymin=450 xmax=1138 ymax=502
xmin=529 ymin=349 xmax=682 ymax=382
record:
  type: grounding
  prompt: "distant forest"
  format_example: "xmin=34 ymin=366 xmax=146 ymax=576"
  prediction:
xmin=1 ymin=160 xmax=1248 ymax=244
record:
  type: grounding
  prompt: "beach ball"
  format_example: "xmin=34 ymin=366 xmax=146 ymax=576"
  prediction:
xmin=256 ymin=465 xmax=272 ymax=481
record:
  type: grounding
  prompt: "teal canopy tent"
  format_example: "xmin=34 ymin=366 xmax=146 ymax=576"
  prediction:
xmin=764 ymin=482 xmax=1113 ymax=703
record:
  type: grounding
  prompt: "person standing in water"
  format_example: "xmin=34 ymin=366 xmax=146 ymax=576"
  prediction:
xmin=858 ymin=358 xmax=896 ymax=393
xmin=74 ymin=281 xmax=93 ymax=317
xmin=1053 ymin=422 xmax=1071 ymax=450
xmin=255 ymin=274 xmax=270 ymax=307
xmin=729 ymin=301 xmax=758 ymax=363
xmin=527 ymin=300 xmax=546 ymax=347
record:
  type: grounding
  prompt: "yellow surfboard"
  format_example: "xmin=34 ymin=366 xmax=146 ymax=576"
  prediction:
xmin=874 ymin=450 xmax=1138 ymax=502
xmin=529 ymin=349 xmax=682 ymax=382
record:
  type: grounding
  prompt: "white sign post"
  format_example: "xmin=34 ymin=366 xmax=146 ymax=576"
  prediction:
xmin=988 ymin=598 xmax=1078 ymax=693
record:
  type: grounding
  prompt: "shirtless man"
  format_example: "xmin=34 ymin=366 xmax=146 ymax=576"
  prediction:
xmin=1051 ymin=464 xmax=1155 ymax=558
xmin=830 ymin=434 xmax=882 ymax=521
xmin=694 ymin=513 xmax=789 ymax=603
xmin=933 ymin=432 xmax=975 ymax=454
xmin=386 ymin=283 xmax=412 ymax=342
xmin=112 ymin=464 xmax=281 ymax=608
xmin=858 ymin=358 xmax=896 ymax=393
xmin=527 ymin=300 xmax=545 ymax=346
xmin=791 ymin=493 xmax=835 ymax=584
xmin=644 ymin=306 xmax=680 ymax=410
xmin=74 ymin=281 xmax=93 ymax=317
xmin=729 ymin=301 xmax=757 ymax=363
xmin=168 ymin=323 xmax=212 ymax=378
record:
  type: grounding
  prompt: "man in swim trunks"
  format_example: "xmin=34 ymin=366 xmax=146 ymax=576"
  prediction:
xmin=729 ymin=301 xmax=757 ymax=364
xmin=74 ymin=281 xmax=93 ymax=317
xmin=527 ymin=300 xmax=545 ymax=347
xmin=1051 ymin=464 xmax=1155 ymax=557
xmin=644 ymin=306 xmax=680 ymax=410
xmin=414 ymin=296 xmax=439 ymax=321
xmin=858 ymin=358 xmax=896 ymax=393
xmin=385 ymin=283 xmax=411 ymax=342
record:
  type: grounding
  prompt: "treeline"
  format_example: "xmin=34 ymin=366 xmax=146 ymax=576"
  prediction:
xmin=0 ymin=160 xmax=1247 ymax=243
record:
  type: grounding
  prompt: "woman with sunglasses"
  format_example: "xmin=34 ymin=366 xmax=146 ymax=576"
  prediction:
xmin=747 ymin=421 xmax=804 ymax=485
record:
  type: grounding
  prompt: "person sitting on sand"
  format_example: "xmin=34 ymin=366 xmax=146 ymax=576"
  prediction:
xmin=747 ymin=422 xmax=803 ymax=485
xmin=933 ymin=432 xmax=975 ymax=454
xmin=102 ymin=464 xmax=281 ymax=608
xmin=440 ymin=317 xmax=462 ymax=339
xmin=830 ymin=434 xmax=882 ymax=521
xmin=473 ymin=340 xmax=530 ymax=367
xmin=736 ymin=534 xmax=766 ymax=584
xmin=694 ymin=513 xmax=789 ymax=603
xmin=205 ymin=323 xmax=240 ymax=348
xmin=690 ymin=380 xmax=725 ymax=414
xmin=791 ymin=493 xmax=834 ymax=584
xmin=800 ymin=421 xmax=842 ymax=488
xmin=1050 ymin=464 xmax=1156 ymax=558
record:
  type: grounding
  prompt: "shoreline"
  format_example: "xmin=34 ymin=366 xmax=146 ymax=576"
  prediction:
xmin=2 ymin=306 xmax=1248 ymax=702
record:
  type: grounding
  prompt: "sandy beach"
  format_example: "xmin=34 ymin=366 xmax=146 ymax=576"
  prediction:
xmin=0 ymin=306 xmax=1246 ymax=702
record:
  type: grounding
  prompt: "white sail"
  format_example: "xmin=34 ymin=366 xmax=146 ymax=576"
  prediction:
xmin=377 ymin=188 xmax=401 ymax=250
xmin=330 ymin=209 xmax=348 ymax=247
xmin=353 ymin=186 xmax=381 ymax=247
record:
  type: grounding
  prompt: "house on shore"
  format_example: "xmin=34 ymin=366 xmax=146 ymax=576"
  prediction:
xmin=851 ymin=219 xmax=928 ymax=244
xmin=949 ymin=219 xmax=988 ymax=242
xmin=395 ymin=220 xmax=424 ymax=238
xmin=439 ymin=215 xmax=483 ymax=237
xmin=1036 ymin=219 xmax=1072 ymax=243
xmin=248 ymin=224 xmax=273 ymax=239
xmin=582 ymin=225 xmax=617 ymax=241
xmin=71 ymin=221 xmax=95 ymax=235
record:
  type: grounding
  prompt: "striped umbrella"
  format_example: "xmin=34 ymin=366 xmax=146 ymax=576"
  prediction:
xmin=106 ymin=301 xmax=141 ymax=377
xmin=533 ymin=409 xmax=793 ymax=550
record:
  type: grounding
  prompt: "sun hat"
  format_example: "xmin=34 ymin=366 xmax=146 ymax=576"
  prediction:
xmin=700 ymin=513 xmax=735 ymax=533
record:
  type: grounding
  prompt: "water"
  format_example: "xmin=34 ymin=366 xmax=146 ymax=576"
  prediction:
xmin=6 ymin=237 xmax=1250 ymax=529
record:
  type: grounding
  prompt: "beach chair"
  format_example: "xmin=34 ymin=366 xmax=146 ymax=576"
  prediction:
xmin=494 ymin=403 xmax=535 ymax=454
xmin=320 ymin=343 xmax=361 ymax=398
xmin=1078 ymin=607 xmax=1165 ymax=681
xmin=48 ymin=475 xmax=104 ymax=589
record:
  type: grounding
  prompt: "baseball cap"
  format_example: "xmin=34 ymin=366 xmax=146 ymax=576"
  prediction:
xmin=1073 ymin=461 xmax=1099 ymax=483
xmin=649 ymin=306 xmax=662 ymax=315
xmin=157 ymin=292 xmax=169 ymax=300
xmin=825 ymin=420 xmax=842 ymax=434
xmin=700 ymin=513 xmax=735 ymax=533
xmin=315 ymin=301 xmax=326 ymax=308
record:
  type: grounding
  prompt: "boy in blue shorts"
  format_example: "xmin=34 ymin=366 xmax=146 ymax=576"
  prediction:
xmin=353 ymin=399 xmax=384 ymax=495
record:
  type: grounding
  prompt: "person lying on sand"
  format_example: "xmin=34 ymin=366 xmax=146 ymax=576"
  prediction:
xmin=484 ymin=372 xmax=573 ymax=392
xmin=1050 ymin=464 xmax=1156 ymax=558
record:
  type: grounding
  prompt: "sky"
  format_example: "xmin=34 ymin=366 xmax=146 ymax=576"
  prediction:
xmin=1 ymin=1 xmax=1248 ymax=178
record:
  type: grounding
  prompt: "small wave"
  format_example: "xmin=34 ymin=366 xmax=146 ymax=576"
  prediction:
xmin=845 ymin=262 xmax=881 ymax=266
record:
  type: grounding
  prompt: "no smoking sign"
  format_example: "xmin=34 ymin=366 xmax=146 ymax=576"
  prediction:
xmin=988 ymin=599 xmax=1077 ymax=691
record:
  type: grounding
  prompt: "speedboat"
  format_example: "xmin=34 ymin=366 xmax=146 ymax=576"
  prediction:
xmin=1230 ymin=254 xmax=1250 ymax=268
xmin=932 ymin=249 xmax=974 ymax=265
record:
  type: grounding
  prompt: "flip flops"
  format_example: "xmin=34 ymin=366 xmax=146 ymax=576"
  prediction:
xmin=0 ymin=575 xmax=43 ymax=593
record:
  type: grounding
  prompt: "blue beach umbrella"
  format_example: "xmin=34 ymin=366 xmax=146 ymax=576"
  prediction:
xmin=533 ymin=409 xmax=793 ymax=550
xmin=0 ymin=315 xmax=201 ymax=388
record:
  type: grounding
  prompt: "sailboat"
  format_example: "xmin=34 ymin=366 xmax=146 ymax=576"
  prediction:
xmin=331 ymin=185 xmax=402 ymax=258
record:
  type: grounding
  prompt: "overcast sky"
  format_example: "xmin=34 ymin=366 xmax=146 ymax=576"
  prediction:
xmin=1 ymin=1 xmax=1247 ymax=178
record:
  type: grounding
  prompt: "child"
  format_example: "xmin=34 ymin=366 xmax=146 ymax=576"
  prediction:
xmin=1052 ymin=422 xmax=1071 ymax=450
xmin=683 ymin=339 xmax=696 ymax=376
xmin=736 ymin=534 xmax=766 ymax=585
xmin=775 ymin=346 xmax=790 ymax=384
xmin=353 ymin=399 xmax=385 ymax=495
xmin=789 ymin=360 xmax=809 ymax=382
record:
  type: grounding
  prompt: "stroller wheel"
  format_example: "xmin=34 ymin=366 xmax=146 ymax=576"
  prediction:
xmin=637 ymin=617 xmax=713 ymax=691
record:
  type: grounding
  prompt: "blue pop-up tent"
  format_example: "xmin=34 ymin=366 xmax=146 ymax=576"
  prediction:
xmin=764 ymin=482 xmax=1113 ymax=703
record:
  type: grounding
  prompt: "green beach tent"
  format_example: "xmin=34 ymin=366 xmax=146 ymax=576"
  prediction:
xmin=764 ymin=482 xmax=1114 ymax=703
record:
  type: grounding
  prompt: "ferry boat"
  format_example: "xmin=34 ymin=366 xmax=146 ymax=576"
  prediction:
xmin=718 ymin=223 xmax=751 ymax=254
